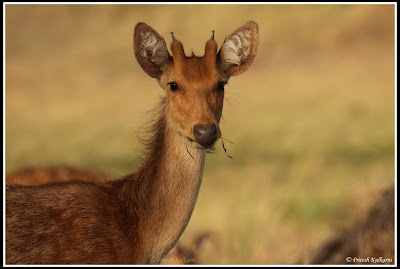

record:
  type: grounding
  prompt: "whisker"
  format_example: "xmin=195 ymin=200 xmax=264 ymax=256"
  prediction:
xmin=221 ymin=137 xmax=234 ymax=144
xmin=224 ymin=86 xmax=247 ymax=105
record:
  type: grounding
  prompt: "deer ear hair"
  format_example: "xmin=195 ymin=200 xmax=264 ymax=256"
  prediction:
xmin=133 ymin=22 xmax=170 ymax=79
xmin=218 ymin=21 xmax=259 ymax=77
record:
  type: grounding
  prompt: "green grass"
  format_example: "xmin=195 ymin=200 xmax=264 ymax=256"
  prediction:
xmin=5 ymin=4 xmax=395 ymax=264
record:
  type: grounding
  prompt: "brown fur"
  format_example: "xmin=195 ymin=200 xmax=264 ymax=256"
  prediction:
xmin=6 ymin=21 xmax=259 ymax=264
xmin=6 ymin=165 xmax=213 ymax=265
xmin=6 ymin=165 xmax=110 ymax=186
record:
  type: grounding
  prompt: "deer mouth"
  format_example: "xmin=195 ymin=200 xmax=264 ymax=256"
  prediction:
xmin=197 ymin=141 xmax=217 ymax=150
xmin=186 ymin=137 xmax=217 ymax=150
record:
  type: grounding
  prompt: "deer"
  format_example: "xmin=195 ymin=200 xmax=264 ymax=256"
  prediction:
xmin=6 ymin=165 xmax=212 ymax=265
xmin=6 ymin=21 xmax=259 ymax=264
xmin=6 ymin=164 xmax=214 ymax=265
xmin=6 ymin=164 xmax=215 ymax=266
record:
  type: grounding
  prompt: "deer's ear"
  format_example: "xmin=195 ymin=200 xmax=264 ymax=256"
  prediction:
xmin=134 ymin=22 xmax=170 ymax=79
xmin=218 ymin=21 xmax=259 ymax=77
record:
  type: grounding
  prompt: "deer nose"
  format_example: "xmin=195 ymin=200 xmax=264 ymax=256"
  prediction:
xmin=193 ymin=124 xmax=218 ymax=147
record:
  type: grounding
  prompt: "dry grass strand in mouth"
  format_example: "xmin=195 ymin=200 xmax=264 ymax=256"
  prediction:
xmin=186 ymin=140 xmax=195 ymax=160
xmin=221 ymin=137 xmax=233 ymax=159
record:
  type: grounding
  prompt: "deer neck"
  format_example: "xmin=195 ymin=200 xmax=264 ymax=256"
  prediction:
xmin=144 ymin=126 xmax=206 ymax=262
xmin=117 ymin=99 xmax=206 ymax=263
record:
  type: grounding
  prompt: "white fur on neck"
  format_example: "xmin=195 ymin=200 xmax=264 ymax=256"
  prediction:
xmin=145 ymin=132 xmax=206 ymax=263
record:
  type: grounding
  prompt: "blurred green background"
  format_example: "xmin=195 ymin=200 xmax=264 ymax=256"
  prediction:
xmin=5 ymin=4 xmax=395 ymax=264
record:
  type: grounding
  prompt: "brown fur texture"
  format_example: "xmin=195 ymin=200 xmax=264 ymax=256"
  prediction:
xmin=6 ymin=21 xmax=259 ymax=264
xmin=6 ymin=165 xmax=110 ymax=186
xmin=6 ymin=164 xmax=200 ymax=264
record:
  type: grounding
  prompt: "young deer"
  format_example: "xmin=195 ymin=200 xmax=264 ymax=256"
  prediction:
xmin=6 ymin=21 xmax=259 ymax=264
xmin=6 ymin=165 xmax=207 ymax=264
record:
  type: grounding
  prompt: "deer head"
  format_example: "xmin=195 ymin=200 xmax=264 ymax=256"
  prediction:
xmin=133 ymin=21 xmax=258 ymax=149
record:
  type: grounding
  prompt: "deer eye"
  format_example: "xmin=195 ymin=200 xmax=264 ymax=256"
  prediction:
xmin=167 ymin=82 xmax=179 ymax=92
xmin=218 ymin=81 xmax=227 ymax=92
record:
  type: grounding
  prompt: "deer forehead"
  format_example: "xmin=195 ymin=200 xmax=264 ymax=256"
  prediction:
xmin=165 ymin=57 xmax=224 ymax=88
